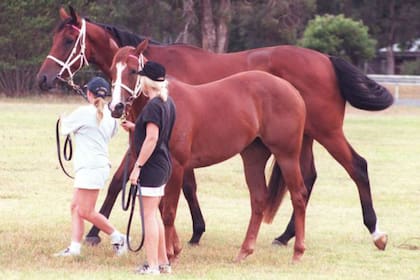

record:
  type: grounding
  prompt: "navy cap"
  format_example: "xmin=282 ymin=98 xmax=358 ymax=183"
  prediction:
xmin=86 ymin=77 xmax=109 ymax=98
xmin=138 ymin=61 xmax=166 ymax=82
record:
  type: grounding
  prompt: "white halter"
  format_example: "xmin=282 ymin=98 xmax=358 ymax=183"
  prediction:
xmin=47 ymin=19 xmax=89 ymax=87
xmin=113 ymin=53 xmax=145 ymax=98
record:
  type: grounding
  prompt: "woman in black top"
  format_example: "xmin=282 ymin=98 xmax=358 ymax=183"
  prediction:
xmin=122 ymin=61 xmax=176 ymax=275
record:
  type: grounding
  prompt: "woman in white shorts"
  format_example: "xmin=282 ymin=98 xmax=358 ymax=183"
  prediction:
xmin=121 ymin=61 xmax=176 ymax=275
xmin=54 ymin=77 xmax=127 ymax=257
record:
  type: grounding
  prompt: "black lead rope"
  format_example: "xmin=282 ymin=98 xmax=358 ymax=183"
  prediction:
xmin=55 ymin=119 xmax=74 ymax=179
xmin=121 ymin=146 xmax=145 ymax=252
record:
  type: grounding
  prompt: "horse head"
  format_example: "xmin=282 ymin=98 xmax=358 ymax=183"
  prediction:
xmin=109 ymin=39 xmax=150 ymax=119
xmin=36 ymin=6 xmax=89 ymax=90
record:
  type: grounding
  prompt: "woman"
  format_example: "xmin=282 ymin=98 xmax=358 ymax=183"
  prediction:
xmin=54 ymin=77 xmax=127 ymax=257
xmin=121 ymin=61 xmax=176 ymax=275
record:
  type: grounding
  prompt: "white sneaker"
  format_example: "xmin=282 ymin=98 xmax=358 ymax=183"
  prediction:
xmin=112 ymin=234 xmax=128 ymax=256
xmin=159 ymin=263 xmax=172 ymax=274
xmin=135 ymin=264 xmax=160 ymax=275
xmin=53 ymin=247 xmax=80 ymax=257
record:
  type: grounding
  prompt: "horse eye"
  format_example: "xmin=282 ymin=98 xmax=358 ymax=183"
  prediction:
xmin=65 ymin=38 xmax=74 ymax=46
xmin=130 ymin=69 xmax=137 ymax=75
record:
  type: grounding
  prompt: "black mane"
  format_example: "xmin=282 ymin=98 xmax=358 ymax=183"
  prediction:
xmin=86 ymin=19 xmax=161 ymax=47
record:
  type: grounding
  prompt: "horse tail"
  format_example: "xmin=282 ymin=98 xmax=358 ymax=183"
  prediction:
xmin=263 ymin=160 xmax=288 ymax=224
xmin=329 ymin=56 xmax=394 ymax=111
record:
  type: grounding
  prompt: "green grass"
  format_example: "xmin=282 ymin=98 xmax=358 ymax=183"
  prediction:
xmin=1 ymin=97 xmax=420 ymax=279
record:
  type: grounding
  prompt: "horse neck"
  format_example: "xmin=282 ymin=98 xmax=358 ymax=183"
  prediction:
xmin=85 ymin=21 xmax=119 ymax=79
xmin=144 ymin=45 xmax=248 ymax=84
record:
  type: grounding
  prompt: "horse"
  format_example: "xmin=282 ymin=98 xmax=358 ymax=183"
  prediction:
xmin=109 ymin=42 xmax=308 ymax=262
xmin=37 ymin=6 xmax=393 ymax=250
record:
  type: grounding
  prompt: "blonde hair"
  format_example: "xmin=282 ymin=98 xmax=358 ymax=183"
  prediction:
xmin=93 ymin=97 xmax=105 ymax=124
xmin=141 ymin=76 xmax=169 ymax=101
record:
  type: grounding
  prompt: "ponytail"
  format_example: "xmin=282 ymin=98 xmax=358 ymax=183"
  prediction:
xmin=94 ymin=97 xmax=105 ymax=124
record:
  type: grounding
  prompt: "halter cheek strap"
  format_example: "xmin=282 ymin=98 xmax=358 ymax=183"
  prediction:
xmin=47 ymin=19 xmax=89 ymax=87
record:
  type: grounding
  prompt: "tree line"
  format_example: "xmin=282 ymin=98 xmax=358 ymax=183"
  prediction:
xmin=0 ymin=0 xmax=419 ymax=96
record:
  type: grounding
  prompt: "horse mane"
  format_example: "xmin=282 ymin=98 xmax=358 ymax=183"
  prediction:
xmin=85 ymin=18 xmax=161 ymax=47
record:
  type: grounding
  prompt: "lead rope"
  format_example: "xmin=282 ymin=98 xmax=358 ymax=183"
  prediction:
xmin=55 ymin=119 xmax=74 ymax=179
xmin=121 ymin=135 xmax=145 ymax=252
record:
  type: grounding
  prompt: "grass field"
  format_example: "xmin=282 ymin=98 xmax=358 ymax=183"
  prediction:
xmin=0 ymin=96 xmax=419 ymax=279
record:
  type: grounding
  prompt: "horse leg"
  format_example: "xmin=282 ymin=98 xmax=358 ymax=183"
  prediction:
xmin=182 ymin=169 xmax=206 ymax=245
xmin=161 ymin=162 xmax=184 ymax=263
xmin=316 ymin=130 xmax=387 ymax=250
xmin=273 ymin=135 xmax=317 ymax=246
xmin=85 ymin=149 xmax=134 ymax=245
xmin=235 ymin=141 xmax=271 ymax=262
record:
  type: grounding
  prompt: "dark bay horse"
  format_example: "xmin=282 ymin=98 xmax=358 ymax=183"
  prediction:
xmin=37 ymin=7 xmax=393 ymax=250
xmin=109 ymin=43 xmax=308 ymax=262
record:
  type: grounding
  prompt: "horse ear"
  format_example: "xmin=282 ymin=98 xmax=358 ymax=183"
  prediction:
xmin=59 ymin=7 xmax=69 ymax=20
xmin=134 ymin=39 xmax=150 ymax=56
xmin=68 ymin=5 xmax=80 ymax=25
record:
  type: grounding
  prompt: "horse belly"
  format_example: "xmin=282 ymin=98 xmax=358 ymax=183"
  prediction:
xmin=188 ymin=127 xmax=257 ymax=168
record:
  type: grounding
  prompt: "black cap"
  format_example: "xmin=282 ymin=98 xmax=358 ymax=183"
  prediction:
xmin=86 ymin=77 xmax=109 ymax=98
xmin=138 ymin=61 xmax=166 ymax=82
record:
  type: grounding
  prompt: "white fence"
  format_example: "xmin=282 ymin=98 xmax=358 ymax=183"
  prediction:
xmin=368 ymin=75 xmax=420 ymax=100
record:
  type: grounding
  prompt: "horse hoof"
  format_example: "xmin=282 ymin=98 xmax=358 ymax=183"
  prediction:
xmin=272 ymin=239 xmax=288 ymax=247
xmin=188 ymin=231 xmax=204 ymax=245
xmin=84 ymin=236 xmax=101 ymax=246
xmin=188 ymin=241 xmax=200 ymax=247
xmin=234 ymin=248 xmax=253 ymax=263
xmin=291 ymin=253 xmax=303 ymax=264
xmin=374 ymin=233 xmax=388 ymax=250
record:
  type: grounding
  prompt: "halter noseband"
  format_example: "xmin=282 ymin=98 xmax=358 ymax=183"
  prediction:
xmin=47 ymin=19 xmax=89 ymax=88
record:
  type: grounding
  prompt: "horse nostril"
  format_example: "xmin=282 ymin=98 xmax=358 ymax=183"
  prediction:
xmin=115 ymin=103 xmax=124 ymax=112
xmin=38 ymin=75 xmax=48 ymax=90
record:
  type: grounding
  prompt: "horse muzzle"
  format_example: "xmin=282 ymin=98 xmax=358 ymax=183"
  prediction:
xmin=110 ymin=102 xmax=125 ymax=119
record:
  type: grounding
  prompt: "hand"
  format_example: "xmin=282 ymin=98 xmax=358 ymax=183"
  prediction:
xmin=121 ymin=120 xmax=135 ymax=132
xmin=129 ymin=167 xmax=141 ymax=185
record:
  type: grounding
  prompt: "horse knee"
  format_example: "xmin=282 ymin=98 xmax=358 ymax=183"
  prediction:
xmin=105 ymin=175 xmax=124 ymax=197
xmin=161 ymin=208 xmax=176 ymax=227
xmin=182 ymin=183 xmax=195 ymax=201
xmin=352 ymin=153 xmax=369 ymax=183
xmin=290 ymin=188 xmax=307 ymax=210
xmin=252 ymin=196 xmax=267 ymax=215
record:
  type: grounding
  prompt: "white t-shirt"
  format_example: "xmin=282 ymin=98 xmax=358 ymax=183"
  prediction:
xmin=60 ymin=104 xmax=118 ymax=172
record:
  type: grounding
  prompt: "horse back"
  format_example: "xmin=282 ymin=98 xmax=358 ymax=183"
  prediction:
xmin=167 ymin=71 xmax=305 ymax=168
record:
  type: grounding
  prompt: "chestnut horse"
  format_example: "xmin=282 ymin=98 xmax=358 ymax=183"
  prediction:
xmin=109 ymin=43 xmax=307 ymax=262
xmin=37 ymin=6 xmax=392 ymax=249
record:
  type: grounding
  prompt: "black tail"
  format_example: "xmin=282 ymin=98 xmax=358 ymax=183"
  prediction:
xmin=263 ymin=161 xmax=288 ymax=224
xmin=330 ymin=56 xmax=394 ymax=111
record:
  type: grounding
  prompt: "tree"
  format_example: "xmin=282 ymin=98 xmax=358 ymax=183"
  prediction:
xmin=229 ymin=0 xmax=316 ymax=51
xmin=315 ymin=0 xmax=420 ymax=74
xmin=299 ymin=14 xmax=376 ymax=65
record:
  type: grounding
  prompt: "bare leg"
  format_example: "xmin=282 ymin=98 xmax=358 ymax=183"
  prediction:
xmin=75 ymin=189 xmax=116 ymax=235
xmin=85 ymin=149 xmax=134 ymax=245
xmin=141 ymin=195 xmax=167 ymax=269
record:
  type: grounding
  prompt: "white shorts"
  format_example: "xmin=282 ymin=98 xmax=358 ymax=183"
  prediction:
xmin=74 ymin=166 xmax=110 ymax=190
xmin=138 ymin=184 xmax=166 ymax=197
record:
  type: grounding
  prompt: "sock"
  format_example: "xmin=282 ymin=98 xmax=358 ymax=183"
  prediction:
xmin=110 ymin=230 xmax=123 ymax=244
xmin=69 ymin=241 xmax=81 ymax=253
